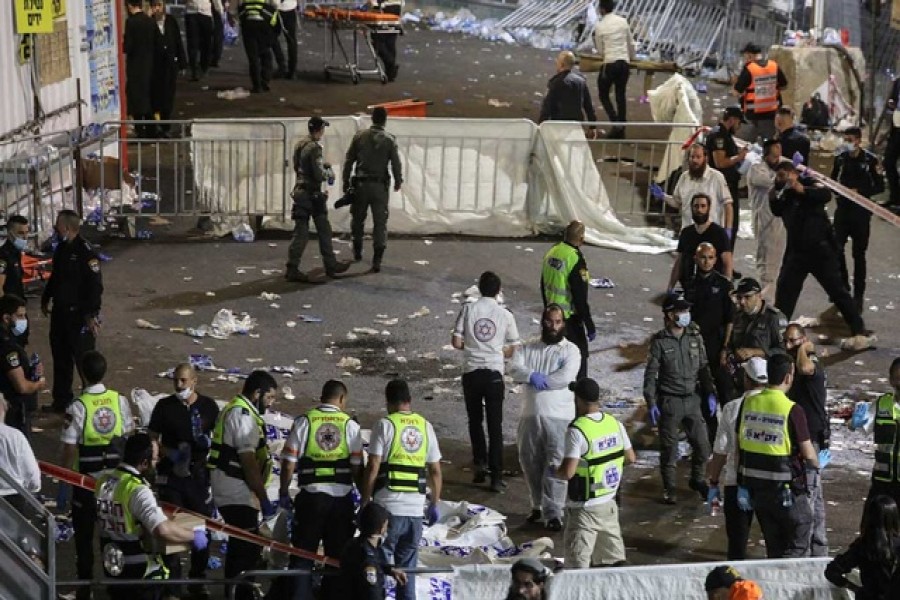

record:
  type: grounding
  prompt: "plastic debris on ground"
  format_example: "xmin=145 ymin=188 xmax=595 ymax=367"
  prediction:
xmin=408 ymin=306 xmax=431 ymax=319
xmin=589 ymin=277 xmax=615 ymax=289
xmin=298 ymin=314 xmax=323 ymax=323
xmin=231 ymin=223 xmax=255 ymax=242
xmin=337 ymin=356 xmax=362 ymax=369
xmin=135 ymin=319 xmax=161 ymax=330
xmin=217 ymin=88 xmax=251 ymax=100
xmin=259 ymin=292 xmax=281 ymax=301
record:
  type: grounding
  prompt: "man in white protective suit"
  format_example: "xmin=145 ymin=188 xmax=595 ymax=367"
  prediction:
xmin=746 ymin=138 xmax=788 ymax=303
xmin=509 ymin=304 xmax=582 ymax=532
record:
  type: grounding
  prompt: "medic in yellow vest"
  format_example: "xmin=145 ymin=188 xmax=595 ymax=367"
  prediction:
xmin=851 ymin=358 xmax=900 ymax=507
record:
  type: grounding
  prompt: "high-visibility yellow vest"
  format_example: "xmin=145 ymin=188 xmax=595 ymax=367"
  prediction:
xmin=78 ymin=389 xmax=124 ymax=474
xmin=207 ymin=395 xmax=272 ymax=483
xmin=738 ymin=388 xmax=794 ymax=485
xmin=569 ymin=413 xmax=626 ymax=502
xmin=238 ymin=0 xmax=275 ymax=24
xmin=95 ymin=467 xmax=152 ymax=569
xmin=297 ymin=407 xmax=352 ymax=486
xmin=376 ymin=412 xmax=428 ymax=494
xmin=873 ymin=393 xmax=900 ymax=483
xmin=743 ymin=60 xmax=779 ymax=114
xmin=541 ymin=242 xmax=581 ymax=319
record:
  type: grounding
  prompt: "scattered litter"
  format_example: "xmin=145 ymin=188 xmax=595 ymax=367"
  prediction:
xmin=205 ymin=291 xmax=216 ymax=297
xmin=298 ymin=315 xmax=323 ymax=323
xmin=211 ymin=309 xmax=257 ymax=336
xmin=381 ymin=330 xmax=391 ymax=336
xmin=488 ymin=98 xmax=511 ymax=108
xmin=231 ymin=223 xmax=255 ymax=242
xmin=396 ymin=356 xmax=408 ymax=363
xmin=261 ymin=269 xmax=281 ymax=276
xmin=174 ymin=309 xmax=194 ymax=316
xmin=642 ymin=317 xmax=654 ymax=322
xmin=353 ymin=327 xmax=380 ymax=335
xmin=408 ymin=306 xmax=431 ymax=319
xmin=183 ymin=277 xmax=193 ymax=282
xmin=302 ymin=304 xmax=312 ymax=309
xmin=523 ymin=247 xmax=533 ymax=252
xmin=794 ymin=316 xmax=820 ymax=328
xmin=189 ymin=354 xmax=221 ymax=372
xmin=337 ymin=357 xmax=361 ymax=369
xmin=268 ymin=243 xmax=278 ymax=248
xmin=869 ymin=306 xmax=878 ymax=312
xmin=589 ymin=278 xmax=615 ymax=289
xmin=346 ymin=332 xmax=358 ymax=340
xmin=246 ymin=358 xmax=263 ymax=363
xmin=236 ymin=269 xmax=246 ymax=274
xmin=269 ymin=303 xmax=280 ymax=309
xmin=374 ymin=317 xmax=399 ymax=326
xmin=286 ymin=321 xmax=297 ymax=328
xmin=282 ymin=387 xmax=295 ymax=400
xmin=413 ymin=260 xmax=430 ymax=265
xmin=386 ymin=347 xmax=397 ymax=355
xmin=424 ymin=240 xmax=433 ymax=245
xmin=135 ymin=319 xmax=161 ymax=330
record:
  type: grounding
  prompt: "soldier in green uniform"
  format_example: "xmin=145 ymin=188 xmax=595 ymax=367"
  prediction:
xmin=341 ymin=106 xmax=403 ymax=273
xmin=724 ymin=278 xmax=787 ymax=395
xmin=286 ymin=117 xmax=349 ymax=282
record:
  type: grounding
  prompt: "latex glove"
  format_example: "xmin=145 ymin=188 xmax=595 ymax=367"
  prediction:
xmin=850 ymin=402 xmax=869 ymax=430
xmin=56 ymin=483 xmax=71 ymax=513
xmin=706 ymin=484 xmax=721 ymax=506
xmin=648 ymin=405 xmax=661 ymax=426
xmin=817 ymin=449 xmax=832 ymax=470
xmin=195 ymin=434 xmax=211 ymax=451
xmin=260 ymin=498 xmax=278 ymax=520
xmin=587 ymin=330 xmax=597 ymax=342
xmin=192 ymin=527 xmax=209 ymax=552
xmin=792 ymin=150 xmax=804 ymax=167
xmin=425 ymin=502 xmax=440 ymax=526
xmin=529 ymin=372 xmax=549 ymax=391
xmin=649 ymin=182 xmax=665 ymax=200
xmin=167 ymin=446 xmax=189 ymax=464
xmin=278 ymin=491 xmax=293 ymax=511
xmin=736 ymin=486 xmax=753 ymax=511
xmin=725 ymin=228 xmax=734 ymax=242
xmin=707 ymin=393 xmax=718 ymax=417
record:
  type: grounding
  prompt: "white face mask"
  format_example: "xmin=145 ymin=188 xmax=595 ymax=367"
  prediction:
xmin=176 ymin=388 xmax=193 ymax=401
xmin=675 ymin=313 xmax=692 ymax=328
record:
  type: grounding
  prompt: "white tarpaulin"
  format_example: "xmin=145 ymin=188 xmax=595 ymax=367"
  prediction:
xmin=453 ymin=558 xmax=850 ymax=600
xmin=649 ymin=74 xmax=704 ymax=187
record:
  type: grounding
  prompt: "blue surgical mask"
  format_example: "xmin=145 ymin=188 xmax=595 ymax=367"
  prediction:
xmin=12 ymin=237 xmax=27 ymax=251
xmin=676 ymin=313 xmax=692 ymax=328
xmin=836 ymin=143 xmax=853 ymax=155
xmin=12 ymin=318 xmax=27 ymax=336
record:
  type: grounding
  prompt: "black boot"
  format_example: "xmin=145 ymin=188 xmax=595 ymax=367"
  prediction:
xmin=372 ymin=247 xmax=385 ymax=273
xmin=353 ymin=240 xmax=363 ymax=262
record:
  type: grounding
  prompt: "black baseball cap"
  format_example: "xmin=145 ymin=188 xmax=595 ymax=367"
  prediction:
xmin=568 ymin=378 xmax=601 ymax=403
xmin=662 ymin=293 xmax=692 ymax=312
xmin=734 ymin=278 xmax=762 ymax=296
xmin=705 ymin=565 xmax=743 ymax=591
xmin=308 ymin=116 xmax=330 ymax=131
xmin=724 ymin=106 xmax=748 ymax=124
xmin=740 ymin=42 xmax=761 ymax=54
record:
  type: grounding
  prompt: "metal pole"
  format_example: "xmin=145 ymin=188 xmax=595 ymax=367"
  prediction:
xmin=869 ymin=1 xmax=879 ymax=136
xmin=74 ymin=78 xmax=84 ymax=216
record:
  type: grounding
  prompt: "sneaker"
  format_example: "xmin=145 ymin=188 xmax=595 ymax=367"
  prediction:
xmin=526 ymin=509 xmax=542 ymax=524
xmin=472 ymin=467 xmax=488 ymax=484
xmin=326 ymin=261 xmax=350 ymax=277
xmin=688 ymin=479 xmax=709 ymax=500
xmin=546 ymin=517 xmax=562 ymax=532
xmin=841 ymin=334 xmax=877 ymax=351
xmin=663 ymin=490 xmax=677 ymax=505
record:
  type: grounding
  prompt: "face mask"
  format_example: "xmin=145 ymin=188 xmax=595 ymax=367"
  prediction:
xmin=836 ymin=143 xmax=853 ymax=155
xmin=12 ymin=318 xmax=27 ymax=336
xmin=676 ymin=313 xmax=692 ymax=328
xmin=176 ymin=387 xmax=193 ymax=401
xmin=691 ymin=211 xmax=709 ymax=225
xmin=12 ymin=237 xmax=27 ymax=251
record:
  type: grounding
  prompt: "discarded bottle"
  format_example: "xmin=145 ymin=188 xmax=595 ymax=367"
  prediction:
xmin=709 ymin=497 xmax=721 ymax=517
xmin=29 ymin=353 xmax=41 ymax=381
xmin=780 ymin=484 xmax=793 ymax=508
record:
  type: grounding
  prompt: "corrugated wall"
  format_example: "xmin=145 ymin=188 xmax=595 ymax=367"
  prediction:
xmin=0 ymin=0 xmax=41 ymax=139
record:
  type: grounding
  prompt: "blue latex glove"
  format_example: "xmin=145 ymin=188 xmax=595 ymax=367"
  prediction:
xmin=706 ymin=484 xmax=721 ymax=506
xmin=792 ymin=150 xmax=804 ymax=167
xmin=707 ymin=393 xmax=718 ymax=417
xmin=167 ymin=446 xmax=189 ymax=464
xmin=260 ymin=498 xmax=277 ymax=520
xmin=649 ymin=182 xmax=665 ymax=200
xmin=425 ymin=502 xmax=440 ymax=526
xmin=725 ymin=228 xmax=733 ymax=242
xmin=192 ymin=528 xmax=209 ymax=552
xmin=648 ymin=405 xmax=661 ymax=426
xmin=817 ymin=449 xmax=832 ymax=470
xmin=529 ymin=372 xmax=549 ymax=391
xmin=587 ymin=330 xmax=597 ymax=342
xmin=850 ymin=402 xmax=869 ymax=430
xmin=195 ymin=434 xmax=211 ymax=451
xmin=736 ymin=486 xmax=753 ymax=511
xmin=56 ymin=483 xmax=71 ymax=513
xmin=279 ymin=492 xmax=293 ymax=511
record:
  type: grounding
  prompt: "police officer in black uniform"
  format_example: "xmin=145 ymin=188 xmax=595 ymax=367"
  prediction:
xmin=41 ymin=210 xmax=103 ymax=414
xmin=148 ymin=363 xmax=219 ymax=600
xmin=0 ymin=215 xmax=32 ymax=347
xmin=774 ymin=106 xmax=811 ymax=165
xmin=0 ymin=295 xmax=45 ymax=437
xmin=328 ymin=502 xmax=407 ymax=600
xmin=706 ymin=107 xmax=748 ymax=248
xmin=236 ymin=0 xmax=277 ymax=93
xmin=830 ymin=127 xmax=884 ymax=314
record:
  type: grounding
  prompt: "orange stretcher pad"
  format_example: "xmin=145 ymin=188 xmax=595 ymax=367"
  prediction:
xmin=22 ymin=254 xmax=52 ymax=286
xmin=303 ymin=7 xmax=400 ymax=22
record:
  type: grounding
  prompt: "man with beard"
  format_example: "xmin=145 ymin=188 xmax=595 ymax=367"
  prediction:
xmin=747 ymin=139 xmax=788 ymax=303
xmin=684 ymin=243 xmax=735 ymax=432
xmin=706 ymin=106 xmax=749 ymax=247
xmin=667 ymin=193 xmax=733 ymax=293
xmin=783 ymin=323 xmax=829 ymax=557
xmin=724 ymin=278 xmax=786 ymax=395
xmin=124 ymin=0 xmax=159 ymax=138
xmin=509 ymin=304 xmax=581 ymax=531
xmin=149 ymin=0 xmax=186 ymax=137
xmin=504 ymin=558 xmax=551 ymax=600
xmin=540 ymin=220 xmax=595 ymax=379
xmin=769 ymin=162 xmax=873 ymax=351
xmin=660 ymin=144 xmax=733 ymax=233
xmin=643 ymin=294 xmax=715 ymax=504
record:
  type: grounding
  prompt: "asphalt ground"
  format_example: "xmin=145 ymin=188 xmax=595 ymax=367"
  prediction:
xmin=31 ymin=18 xmax=900 ymax=598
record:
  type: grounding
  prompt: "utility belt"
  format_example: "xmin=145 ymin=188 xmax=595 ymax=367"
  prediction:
xmin=352 ymin=175 xmax=388 ymax=185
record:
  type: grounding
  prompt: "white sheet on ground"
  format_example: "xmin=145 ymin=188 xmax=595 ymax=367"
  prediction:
xmin=649 ymin=74 xmax=703 ymax=186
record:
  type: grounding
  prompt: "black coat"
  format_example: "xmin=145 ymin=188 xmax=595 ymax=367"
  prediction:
xmin=151 ymin=14 xmax=186 ymax=117
xmin=124 ymin=12 xmax=159 ymax=117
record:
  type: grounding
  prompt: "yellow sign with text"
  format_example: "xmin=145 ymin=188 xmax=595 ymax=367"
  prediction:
xmin=51 ymin=0 xmax=66 ymax=18
xmin=14 ymin=0 xmax=55 ymax=33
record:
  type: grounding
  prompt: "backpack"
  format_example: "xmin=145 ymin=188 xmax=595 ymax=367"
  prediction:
xmin=801 ymin=94 xmax=830 ymax=129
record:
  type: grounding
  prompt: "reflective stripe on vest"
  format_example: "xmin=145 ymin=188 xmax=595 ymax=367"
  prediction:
xmin=376 ymin=412 xmax=428 ymax=494
xmin=95 ymin=467 xmax=149 ymax=565
xmin=873 ymin=393 xmax=900 ymax=482
xmin=207 ymin=395 xmax=271 ymax=483
xmin=78 ymin=389 xmax=125 ymax=474
xmin=738 ymin=388 xmax=794 ymax=484
xmin=297 ymin=407 xmax=352 ymax=486
xmin=541 ymin=242 xmax=580 ymax=319
xmin=569 ymin=414 xmax=625 ymax=502
xmin=239 ymin=0 xmax=275 ymax=23
xmin=743 ymin=61 xmax=779 ymax=114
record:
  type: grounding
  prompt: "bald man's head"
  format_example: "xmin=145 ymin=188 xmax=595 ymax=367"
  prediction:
xmin=556 ymin=51 xmax=576 ymax=72
xmin=564 ymin=220 xmax=585 ymax=246
xmin=694 ymin=242 xmax=717 ymax=274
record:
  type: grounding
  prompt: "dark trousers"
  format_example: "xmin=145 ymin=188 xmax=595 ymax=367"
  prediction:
xmin=287 ymin=213 xmax=338 ymax=273
xmin=564 ymin=315 xmax=589 ymax=379
xmin=103 ymin=559 xmax=156 ymax=600
xmin=287 ymin=490 xmax=355 ymax=600
xmin=211 ymin=8 xmax=224 ymax=66
xmin=462 ymin=369 xmax=505 ymax=479
xmin=597 ymin=60 xmax=630 ymax=125
xmin=750 ymin=486 xmax=812 ymax=558
xmin=372 ymin=5 xmax=400 ymax=77
xmin=72 ymin=486 xmax=96 ymax=583
xmin=158 ymin=471 xmax=213 ymax=595
xmin=219 ymin=504 xmax=260 ymax=600
xmin=723 ymin=485 xmax=754 ymax=560
xmin=833 ymin=209 xmax=871 ymax=301
xmin=50 ymin=309 xmax=95 ymax=411
xmin=658 ymin=394 xmax=710 ymax=491
xmin=272 ymin=9 xmax=298 ymax=75
xmin=775 ymin=249 xmax=866 ymax=336
xmin=884 ymin=128 xmax=900 ymax=204
xmin=726 ymin=177 xmax=740 ymax=250
xmin=185 ymin=13 xmax=213 ymax=77
xmin=242 ymin=19 xmax=274 ymax=91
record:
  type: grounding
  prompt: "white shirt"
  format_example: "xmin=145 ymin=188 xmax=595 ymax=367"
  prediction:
xmin=369 ymin=413 xmax=441 ymax=517
xmin=0 ymin=423 xmax=40 ymax=496
xmin=282 ymin=404 xmax=363 ymax=497
xmin=278 ymin=0 xmax=297 ymax=10
xmin=563 ymin=412 xmax=631 ymax=508
xmin=592 ymin=13 xmax=634 ymax=64
xmin=713 ymin=389 xmax=764 ymax=487
xmin=509 ymin=338 xmax=581 ymax=420
xmin=211 ymin=396 xmax=266 ymax=508
xmin=185 ymin=0 xmax=213 ymax=16
xmin=60 ymin=384 xmax=136 ymax=447
xmin=672 ymin=166 xmax=734 ymax=230
xmin=453 ymin=297 xmax=521 ymax=374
